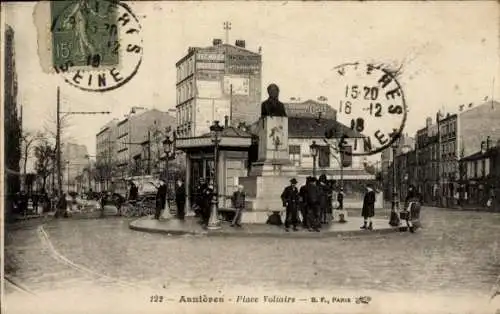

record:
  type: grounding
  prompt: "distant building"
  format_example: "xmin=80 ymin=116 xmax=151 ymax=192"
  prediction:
xmin=381 ymin=133 xmax=415 ymax=200
xmin=459 ymin=139 xmax=500 ymax=209
xmin=115 ymin=109 xmax=176 ymax=178
xmin=284 ymin=99 xmax=336 ymax=120
xmin=62 ymin=143 xmax=89 ymax=192
xmin=175 ymin=39 xmax=262 ymax=138
xmin=95 ymin=118 xmax=119 ymax=191
xmin=415 ymin=117 xmax=440 ymax=204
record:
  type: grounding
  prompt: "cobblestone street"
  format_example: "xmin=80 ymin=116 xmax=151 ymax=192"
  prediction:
xmin=4 ymin=207 xmax=500 ymax=313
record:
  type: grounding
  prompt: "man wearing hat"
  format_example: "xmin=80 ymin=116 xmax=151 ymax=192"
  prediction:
xmin=281 ymin=178 xmax=300 ymax=231
xmin=155 ymin=179 xmax=168 ymax=220
xmin=306 ymin=177 xmax=321 ymax=232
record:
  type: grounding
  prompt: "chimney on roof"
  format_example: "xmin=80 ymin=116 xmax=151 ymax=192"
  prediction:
xmin=224 ymin=115 xmax=229 ymax=127
xmin=258 ymin=46 xmax=262 ymax=54
xmin=480 ymin=141 xmax=486 ymax=153
xmin=188 ymin=47 xmax=196 ymax=54
xmin=213 ymin=39 xmax=222 ymax=46
xmin=459 ymin=104 xmax=464 ymax=111
xmin=469 ymin=103 xmax=473 ymax=108
xmin=235 ymin=40 xmax=246 ymax=48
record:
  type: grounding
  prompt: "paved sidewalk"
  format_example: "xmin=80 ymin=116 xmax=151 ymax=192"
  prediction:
xmin=129 ymin=216 xmax=398 ymax=238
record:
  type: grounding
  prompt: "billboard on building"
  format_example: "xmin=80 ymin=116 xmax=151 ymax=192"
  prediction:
xmin=196 ymin=99 xmax=230 ymax=134
xmin=196 ymin=53 xmax=225 ymax=62
xmin=196 ymin=80 xmax=222 ymax=98
xmin=223 ymin=75 xmax=249 ymax=96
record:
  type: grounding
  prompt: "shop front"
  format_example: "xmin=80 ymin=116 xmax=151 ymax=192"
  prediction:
xmin=175 ymin=126 xmax=254 ymax=212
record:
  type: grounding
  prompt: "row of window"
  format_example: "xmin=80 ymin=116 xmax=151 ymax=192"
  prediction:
xmin=177 ymin=78 xmax=194 ymax=105
xmin=441 ymin=141 xmax=456 ymax=156
xmin=465 ymin=159 xmax=490 ymax=179
xmin=177 ymin=101 xmax=194 ymax=126
xmin=440 ymin=161 xmax=458 ymax=174
xmin=440 ymin=121 xmax=456 ymax=138
xmin=177 ymin=57 xmax=195 ymax=83
xmin=288 ymin=144 xmax=351 ymax=168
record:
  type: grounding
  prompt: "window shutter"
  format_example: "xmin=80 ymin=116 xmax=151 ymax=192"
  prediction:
xmin=318 ymin=145 xmax=330 ymax=168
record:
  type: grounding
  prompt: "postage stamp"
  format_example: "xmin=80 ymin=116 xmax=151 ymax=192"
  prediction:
xmin=49 ymin=0 xmax=143 ymax=92
xmin=329 ymin=62 xmax=408 ymax=156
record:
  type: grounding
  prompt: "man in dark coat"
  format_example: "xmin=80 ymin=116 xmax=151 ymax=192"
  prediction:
xmin=361 ymin=184 xmax=376 ymax=230
xmin=261 ymin=84 xmax=288 ymax=117
xmin=129 ymin=181 xmax=138 ymax=201
xmin=306 ymin=177 xmax=321 ymax=232
xmin=194 ymin=178 xmax=207 ymax=217
xmin=337 ymin=188 xmax=344 ymax=209
xmin=317 ymin=174 xmax=329 ymax=224
xmin=299 ymin=177 xmax=310 ymax=228
xmin=231 ymin=185 xmax=246 ymax=227
xmin=281 ymin=178 xmax=300 ymax=231
xmin=155 ymin=180 xmax=168 ymax=220
xmin=175 ymin=179 xmax=186 ymax=220
xmin=201 ymin=183 xmax=215 ymax=227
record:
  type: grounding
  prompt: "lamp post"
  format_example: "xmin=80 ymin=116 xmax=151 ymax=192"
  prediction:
xmin=162 ymin=135 xmax=174 ymax=220
xmin=310 ymin=140 xmax=319 ymax=178
xmin=207 ymin=120 xmax=223 ymax=230
xmin=391 ymin=137 xmax=400 ymax=211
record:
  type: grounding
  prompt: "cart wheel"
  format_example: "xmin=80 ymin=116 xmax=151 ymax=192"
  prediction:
xmin=122 ymin=203 xmax=133 ymax=218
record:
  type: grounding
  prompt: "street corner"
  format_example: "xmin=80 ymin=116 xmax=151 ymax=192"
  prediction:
xmin=128 ymin=216 xmax=399 ymax=239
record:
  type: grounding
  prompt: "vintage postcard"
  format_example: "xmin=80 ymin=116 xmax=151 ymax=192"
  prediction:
xmin=2 ymin=1 xmax=499 ymax=313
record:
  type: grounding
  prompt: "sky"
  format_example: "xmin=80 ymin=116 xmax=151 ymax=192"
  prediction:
xmin=4 ymin=1 xmax=500 ymax=170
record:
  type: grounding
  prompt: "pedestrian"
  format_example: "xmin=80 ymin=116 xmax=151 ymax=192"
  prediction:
xmin=337 ymin=187 xmax=344 ymax=209
xmin=155 ymin=179 xmax=167 ymax=220
xmin=281 ymin=178 xmax=300 ymax=232
xmin=326 ymin=180 xmax=335 ymax=222
xmin=318 ymin=174 xmax=329 ymax=224
xmin=231 ymin=185 xmax=246 ymax=227
xmin=195 ymin=178 xmax=207 ymax=218
xmin=306 ymin=177 xmax=321 ymax=232
xmin=175 ymin=179 xmax=186 ymax=220
xmin=129 ymin=181 xmax=138 ymax=202
xmin=299 ymin=177 xmax=309 ymax=228
xmin=361 ymin=184 xmax=376 ymax=230
xmin=201 ymin=182 xmax=215 ymax=227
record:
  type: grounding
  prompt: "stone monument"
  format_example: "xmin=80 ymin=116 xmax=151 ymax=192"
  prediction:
xmin=239 ymin=84 xmax=297 ymax=223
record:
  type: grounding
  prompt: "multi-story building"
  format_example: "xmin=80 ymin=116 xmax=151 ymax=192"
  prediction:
xmin=437 ymin=100 xmax=500 ymax=204
xmin=459 ymin=138 xmax=500 ymax=209
xmin=416 ymin=117 xmax=440 ymax=204
xmin=115 ymin=109 xmax=176 ymax=177
xmin=4 ymin=25 xmax=22 ymax=216
xmin=175 ymin=38 xmax=262 ymax=138
xmin=95 ymin=118 xmax=119 ymax=191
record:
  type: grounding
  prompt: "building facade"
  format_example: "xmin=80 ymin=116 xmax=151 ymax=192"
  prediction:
xmin=115 ymin=109 xmax=176 ymax=177
xmin=175 ymin=39 xmax=262 ymax=138
xmin=459 ymin=140 xmax=500 ymax=210
xmin=95 ymin=119 xmax=119 ymax=191
xmin=416 ymin=117 xmax=440 ymax=204
xmin=3 ymin=25 xmax=22 ymax=217
xmin=381 ymin=134 xmax=415 ymax=201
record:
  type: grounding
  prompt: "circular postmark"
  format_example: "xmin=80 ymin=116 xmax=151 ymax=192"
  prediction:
xmin=328 ymin=62 xmax=407 ymax=156
xmin=50 ymin=0 xmax=143 ymax=92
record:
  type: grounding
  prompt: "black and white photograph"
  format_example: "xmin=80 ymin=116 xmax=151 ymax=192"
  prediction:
xmin=1 ymin=1 xmax=500 ymax=313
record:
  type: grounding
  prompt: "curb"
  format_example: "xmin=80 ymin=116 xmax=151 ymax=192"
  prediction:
xmin=129 ymin=220 xmax=400 ymax=239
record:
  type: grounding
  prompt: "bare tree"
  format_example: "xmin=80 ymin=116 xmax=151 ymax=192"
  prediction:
xmin=34 ymin=140 xmax=55 ymax=192
xmin=21 ymin=130 xmax=46 ymax=177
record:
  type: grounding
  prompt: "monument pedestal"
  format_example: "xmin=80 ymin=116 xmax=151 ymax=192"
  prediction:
xmin=239 ymin=116 xmax=297 ymax=224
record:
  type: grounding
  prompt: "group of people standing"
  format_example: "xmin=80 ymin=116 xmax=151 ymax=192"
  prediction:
xmin=280 ymin=174 xmax=378 ymax=232
xmin=280 ymin=174 xmax=344 ymax=232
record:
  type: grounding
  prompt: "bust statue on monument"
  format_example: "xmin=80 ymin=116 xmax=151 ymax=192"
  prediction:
xmin=261 ymin=84 xmax=287 ymax=117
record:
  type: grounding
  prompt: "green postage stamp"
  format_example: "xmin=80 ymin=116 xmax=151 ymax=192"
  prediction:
xmin=51 ymin=0 xmax=119 ymax=69
xmin=49 ymin=0 xmax=143 ymax=92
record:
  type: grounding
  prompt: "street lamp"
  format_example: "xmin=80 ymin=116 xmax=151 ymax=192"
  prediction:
xmin=310 ymin=140 xmax=319 ymax=178
xmin=207 ymin=120 xmax=223 ymax=230
xmin=162 ymin=135 xmax=174 ymax=220
xmin=391 ymin=136 xmax=400 ymax=212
